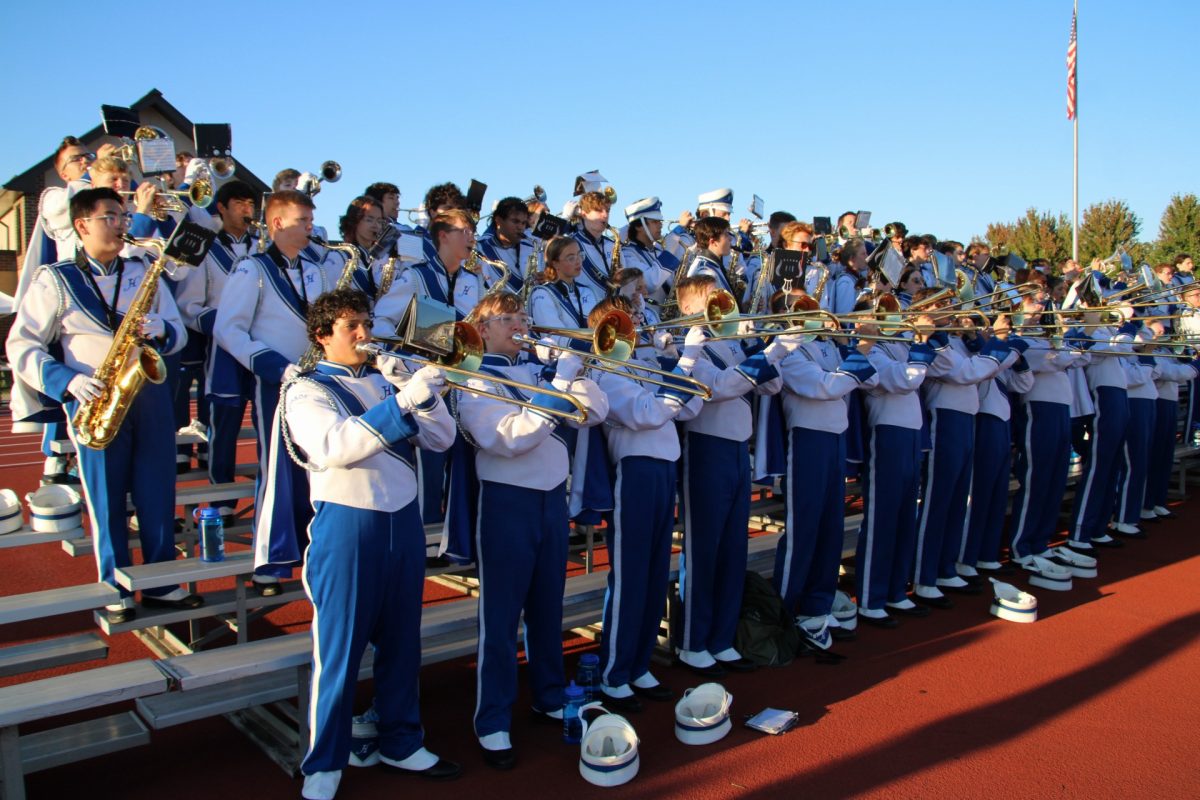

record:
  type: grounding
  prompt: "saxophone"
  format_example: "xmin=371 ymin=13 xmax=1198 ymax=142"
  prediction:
xmin=521 ymin=238 xmax=542 ymax=304
xmin=297 ymin=241 xmax=363 ymax=371
xmin=471 ymin=249 xmax=511 ymax=296
xmin=606 ymin=225 xmax=624 ymax=278
xmin=72 ymin=236 xmax=172 ymax=449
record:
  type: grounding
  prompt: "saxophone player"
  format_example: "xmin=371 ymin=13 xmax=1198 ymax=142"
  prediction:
xmin=475 ymin=197 xmax=534 ymax=295
xmin=6 ymin=187 xmax=199 ymax=623
xmin=570 ymin=190 xmax=616 ymax=299
xmin=619 ymin=197 xmax=677 ymax=306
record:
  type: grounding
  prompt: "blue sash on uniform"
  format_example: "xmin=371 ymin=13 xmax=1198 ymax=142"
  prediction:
xmin=52 ymin=261 xmax=125 ymax=333
xmin=256 ymin=253 xmax=311 ymax=322
xmin=572 ymin=229 xmax=612 ymax=292
xmin=690 ymin=254 xmax=734 ymax=295
xmin=476 ymin=235 xmax=525 ymax=294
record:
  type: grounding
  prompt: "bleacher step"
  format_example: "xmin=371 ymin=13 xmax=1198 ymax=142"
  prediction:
xmin=18 ymin=711 xmax=148 ymax=774
xmin=0 ymin=633 xmax=108 ymax=679
xmin=96 ymin=582 xmax=306 ymax=636
xmin=0 ymin=583 xmax=119 ymax=625
xmin=0 ymin=659 xmax=166 ymax=728
xmin=0 ymin=527 xmax=87 ymax=550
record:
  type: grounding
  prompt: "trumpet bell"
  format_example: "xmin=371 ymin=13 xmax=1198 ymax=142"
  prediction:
xmin=188 ymin=179 xmax=213 ymax=209
xmin=595 ymin=310 xmax=636 ymax=363
xmin=603 ymin=186 xmax=618 ymax=206
xmin=445 ymin=322 xmax=484 ymax=383
xmin=210 ymin=158 xmax=236 ymax=180
xmin=320 ymin=160 xmax=342 ymax=184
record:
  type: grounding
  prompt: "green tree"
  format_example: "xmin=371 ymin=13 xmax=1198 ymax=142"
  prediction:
xmin=1151 ymin=193 xmax=1200 ymax=264
xmin=1078 ymin=199 xmax=1140 ymax=265
xmin=983 ymin=222 xmax=1013 ymax=251
xmin=1005 ymin=208 xmax=1073 ymax=264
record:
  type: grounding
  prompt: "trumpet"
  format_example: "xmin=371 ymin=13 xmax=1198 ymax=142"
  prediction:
xmin=119 ymin=181 xmax=213 ymax=221
xmin=361 ymin=328 xmax=588 ymax=423
xmin=242 ymin=216 xmax=270 ymax=253
xmin=526 ymin=310 xmax=711 ymax=399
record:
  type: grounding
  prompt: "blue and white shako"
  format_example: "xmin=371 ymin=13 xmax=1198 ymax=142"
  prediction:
xmin=697 ymin=188 xmax=734 ymax=216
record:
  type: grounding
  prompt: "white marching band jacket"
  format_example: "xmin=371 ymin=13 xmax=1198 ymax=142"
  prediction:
xmin=593 ymin=360 xmax=702 ymax=462
xmin=777 ymin=338 xmax=878 ymax=434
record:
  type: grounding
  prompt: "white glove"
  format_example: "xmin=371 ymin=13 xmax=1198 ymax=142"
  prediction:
xmin=763 ymin=340 xmax=792 ymax=365
xmin=140 ymin=314 xmax=166 ymax=340
xmin=535 ymin=336 xmax=558 ymax=365
xmin=683 ymin=325 xmax=710 ymax=350
xmin=654 ymin=331 xmax=674 ymax=352
xmin=555 ymin=352 xmax=585 ymax=383
xmin=737 ymin=318 xmax=757 ymax=337
xmin=68 ymin=374 xmax=106 ymax=403
xmin=400 ymin=365 xmax=446 ymax=407
xmin=283 ymin=364 xmax=303 ymax=382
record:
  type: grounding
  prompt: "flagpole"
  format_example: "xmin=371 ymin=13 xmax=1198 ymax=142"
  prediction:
xmin=1072 ymin=0 xmax=1079 ymax=262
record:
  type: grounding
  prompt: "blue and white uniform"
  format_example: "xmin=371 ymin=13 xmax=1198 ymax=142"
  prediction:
xmin=457 ymin=353 xmax=607 ymax=747
xmin=679 ymin=336 xmax=782 ymax=664
xmin=372 ymin=250 xmax=483 ymax=331
xmin=913 ymin=332 xmax=1016 ymax=593
xmin=595 ymin=360 xmax=701 ymax=697
xmin=773 ymin=337 xmax=877 ymax=624
xmin=284 ymin=361 xmax=454 ymax=781
xmin=1145 ymin=351 xmax=1200 ymax=514
xmin=528 ymin=280 xmax=597 ymax=332
xmin=7 ymin=253 xmax=187 ymax=598
xmin=475 ymin=231 xmax=538 ymax=295
xmin=571 ymin=225 xmax=615 ymax=300
xmin=686 ymin=251 xmax=736 ymax=297
xmin=854 ymin=338 xmax=936 ymax=615
xmin=1009 ymin=339 xmax=1090 ymax=560
xmin=1114 ymin=333 xmax=1160 ymax=528
xmin=214 ymin=245 xmax=329 ymax=575
xmin=823 ymin=265 xmax=860 ymax=316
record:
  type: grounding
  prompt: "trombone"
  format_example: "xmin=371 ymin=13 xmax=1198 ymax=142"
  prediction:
xmin=525 ymin=310 xmax=711 ymax=399
xmin=637 ymin=289 xmax=739 ymax=334
xmin=360 ymin=325 xmax=589 ymax=423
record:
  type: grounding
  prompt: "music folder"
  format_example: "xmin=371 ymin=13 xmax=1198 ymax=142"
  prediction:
xmin=395 ymin=297 xmax=456 ymax=359
xmin=164 ymin=221 xmax=218 ymax=267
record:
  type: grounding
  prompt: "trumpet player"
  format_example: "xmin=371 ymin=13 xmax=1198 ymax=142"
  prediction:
xmin=457 ymin=292 xmax=607 ymax=770
xmin=475 ymin=197 xmax=534 ymax=295
xmin=215 ymin=189 xmax=330 ymax=595
xmin=1144 ymin=325 xmax=1200 ymax=520
xmin=175 ymin=180 xmax=261 ymax=519
xmin=1111 ymin=324 xmax=1160 ymax=538
xmin=6 ymin=187 xmax=198 ymax=623
xmin=685 ymin=217 xmax=738 ymax=297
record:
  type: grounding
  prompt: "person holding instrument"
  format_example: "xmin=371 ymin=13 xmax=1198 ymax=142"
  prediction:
xmin=619 ymin=197 xmax=677 ymax=305
xmin=475 ymin=197 xmax=534 ymax=295
xmin=570 ymin=190 xmax=616 ymax=299
xmin=528 ymin=236 xmax=599 ymax=334
xmin=6 ymin=187 xmax=198 ymax=624
xmin=280 ymin=289 xmax=460 ymax=800
xmin=456 ymin=291 xmax=607 ymax=770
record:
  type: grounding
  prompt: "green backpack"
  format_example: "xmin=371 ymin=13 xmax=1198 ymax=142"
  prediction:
xmin=735 ymin=571 xmax=800 ymax=667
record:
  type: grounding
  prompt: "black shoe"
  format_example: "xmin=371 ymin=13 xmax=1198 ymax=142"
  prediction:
xmin=1090 ymin=536 xmax=1125 ymax=549
xmin=857 ymin=612 xmax=898 ymax=629
xmin=1111 ymin=528 xmax=1148 ymax=540
xmin=676 ymin=658 xmax=727 ymax=678
xmin=829 ymin=626 xmax=857 ymax=642
xmin=383 ymin=758 xmax=462 ymax=781
xmin=715 ymin=656 xmax=757 ymax=673
xmin=941 ymin=582 xmax=984 ymax=596
xmin=1155 ymin=509 xmax=1178 ymax=519
xmin=479 ymin=746 xmax=516 ymax=771
xmin=599 ymin=692 xmax=643 ymax=714
xmin=631 ymin=683 xmax=675 ymax=702
xmin=913 ymin=593 xmax=954 ymax=610
xmin=141 ymin=593 xmax=204 ymax=610
xmin=41 ymin=472 xmax=81 ymax=486
xmin=887 ymin=603 xmax=931 ymax=618
xmin=253 ymin=580 xmax=283 ymax=597
xmin=978 ymin=562 xmax=1017 ymax=575
xmin=105 ymin=606 xmax=136 ymax=624
xmin=529 ymin=707 xmax=563 ymax=725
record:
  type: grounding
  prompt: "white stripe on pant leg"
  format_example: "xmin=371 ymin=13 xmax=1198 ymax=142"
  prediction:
xmin=957 ymin=426 xmax=980 ymax=563
xmin=1118 ymin=441 xmax=1134 ymax=524
xmin=602 ymin=462 xmax=624 ymax=686
xmin=1011 ymin=405 xmax=1038 ymax=557
xmin=65 ymin=423 xmax=106 ymax=586
xmin=681 ymin=438 xmax=694 ymax=651
xmin=778 ymin=431 xmax=797 ymax=601
xmin=913 ymin=409 xmax=939 ymax=583
xmin=300 ymin=537 xmax=323 ymax=761
xmin=472 ymin=484 xmax=487 ymax=733
xmin=1072 ymin=391 xmax=1103 ymax=541
xmin=860 ymin=427 xmax=878 ymax=609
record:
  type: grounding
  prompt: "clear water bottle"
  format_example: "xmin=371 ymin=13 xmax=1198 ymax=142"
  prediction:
xmin=576 ymin=653 xmax=600 ymax=702
xmin=563 ymin=681 xmax=584 ymax=744
xmin=196 ymin=507 xmax=225 ymax=562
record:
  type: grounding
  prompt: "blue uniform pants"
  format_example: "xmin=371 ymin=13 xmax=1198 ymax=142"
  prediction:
xmin=855 ymin=424 xmax=921 ymax=611
xmin=1010 ymin=401 xmax=1072 ymax=559
xmin=1188 ymin=378 xmax=1199 ymax=438
xmin=207 ymin=395 xmax=253 ymax=511
xmin=67 ymin=383 xmax=178 ymax=599
xmin=1069 ymin=386 xmax=1129 ymax=544
xmin=960 ymin=413 xmax=1010 ymax=567
xmin=300 ymin=500 xmax=426 ymax=775
xmin=680 ymin=432 xmax=750 ymax=655
xmin=1115 ymin=397 xmax=1155 ymax=525
xmin=474 ymin=480 xmax=568 ymax=738
xmin=599 ymin=457 xmax=675 ymax=690
xmin=914 ymin=408 xmax=975 ymax=586
xmin=1145 ymin=398 xmax=1179 ymax=510
xmin=774 ymin=428 xmax=846 ymax=618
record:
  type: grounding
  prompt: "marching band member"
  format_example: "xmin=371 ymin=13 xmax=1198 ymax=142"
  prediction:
xmin=1144 ymin=328 xmax=1200 ymax=520
xmin=1179 ymin=284 xmax=1200 ymax=440
xmin=685 ymin=217 xmax=738 ymax=296
xmin=1008 ymin=296 xmax=1090 ymax=564
xmin=1112 ymin=325 xmax=1160 ymax=537
xmin=527 ymin=237 xmax=598 ymax=330
xmin=215 ymin=189 xmax=330 ymax=594
xmin=772 ymin=295 xmax=878 ymax=649
xmin=571 ymin=190 xmax=616 ymax=299
xmin=896 ymin=267 xmax=926 ymax=309
xmin=854 ymin=294 xmax=937 ymax=627
xmin=589 ymin=297 xmax=702 ymax=711
xmin=620 ymin=197 xmax=677 ymax=305
xmin=957 ymin=324 xmax=1034 ymax=575
xmin=6 ymin=187 xmax=199 ymax=623
xmin=364 ymin=181 xmax=402 ymax=225
xmin=456 ymin=291 xmax=607 ymax=770
xmin=373 ymin=209 xmax=483 ymax=331
xmin=328 ymin=195 xmax=394 ymax=300
xmin=912 ymin=290 xmax=1018 ymax=607
xmin=285 ymin=290 xmax=460 ymax=800
xmin=1066 ymin=307 xmax=1135 ymax=552
xmin=827 ymin=240 xmax=868 ymax=315
xmin=475 ymin=196 xmax=533 ymax=295
xmin=906 ymin=237 xmax=938 ymax=291
xmin=674 ymin=275 xmax=783 ymax=675
xmin=174 ymin=180 xmax=260 ymax=520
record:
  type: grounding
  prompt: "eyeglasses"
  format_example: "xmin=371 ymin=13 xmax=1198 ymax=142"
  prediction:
xmin=788 ymin=240 xmax=813 ymax=251
xmin=64 ymin=152 xmax=96 ymax=166
xmin=81 ymin=213 xmax=134 ymax=227
xmin=482 ymin=313 xmax=530 ymax=327
xmin=560 ymin=253 xmax=583 ymax=263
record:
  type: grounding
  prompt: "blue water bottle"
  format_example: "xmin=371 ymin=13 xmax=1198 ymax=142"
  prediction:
xmin=576 ymin=653 xmax=600 ymax=702
xmin=196 ymin=507 xmax=225 ymax=562
xmin=563 ymin=681 xmax=584 ymax=744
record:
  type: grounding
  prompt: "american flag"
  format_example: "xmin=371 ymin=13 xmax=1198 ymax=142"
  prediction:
xmin=1066 ymin=8 xmax=1078 ymax=120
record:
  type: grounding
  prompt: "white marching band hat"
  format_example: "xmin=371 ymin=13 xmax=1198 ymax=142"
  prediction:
xmin=831 ymin=590 xmax=858 ymax=632
xmin=574 ymin=170 xmax=609 ymax=196
xmin=697 ymin=188 xmax=733 ymax=214
xmin=578 ymin=703 xmax=640 ymax=787
xmin=625 ymin=196 xmax=664 ymax=223
xmin=0 ymin=489 xmax=24 ymax=535
xmin=1020 ymin=554 xmax=1074 ymax=592
xmin=25 ymin=484 xmax=82 ymax=533
xmin=674 ymin=682 xmax=733 ymax=746
xmin=988 ymin=578 xmax=1038 ymax=623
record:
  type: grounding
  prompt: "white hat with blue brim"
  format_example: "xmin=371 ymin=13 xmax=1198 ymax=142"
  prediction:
xmin=697 ymin=188 xmax=733 ymax=214
xmin=625 ymin=196 xmax=664 ymax=223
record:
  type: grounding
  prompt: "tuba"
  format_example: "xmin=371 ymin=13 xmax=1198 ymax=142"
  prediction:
xmin=72 ymin=236 xmax=173 ymax=449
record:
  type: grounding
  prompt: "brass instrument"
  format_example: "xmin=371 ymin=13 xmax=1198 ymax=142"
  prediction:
xmin=522 ymin=238 xmax=542 ymax=305
xmin=361 ymin=328 xmax=589 ymax=423
xmin=297 ymin=240 xmax=365 ymax=371
xmin=660 ymin=245 xmax=696 ymax=321
xmin=119 ymin=180 xmax=213 ymax=221
xmin=113 ymin=126 xmax=170 ymax=165
xmin=522 ymin=309 xmax=711 ymax=399
xmin=243 ymin=216 xmax=270 ymax=253
xmin=468 ymin=249 xmax=511 ymax=295
xmin=638 ymin=289 xmax=739 ymax=334
xmin=72 ymin=235 xmax=173 ymax=449
xmin=607 ymin=225 xmax=624 ymax=279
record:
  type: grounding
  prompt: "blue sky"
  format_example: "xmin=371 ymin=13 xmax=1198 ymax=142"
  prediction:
xmin=2 ymin=0 xmax=1195 ymax=244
